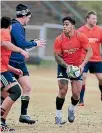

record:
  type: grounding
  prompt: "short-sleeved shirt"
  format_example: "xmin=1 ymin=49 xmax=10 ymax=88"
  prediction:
xmin=54 ymin=30 xmax=89 ymax=66
xmin=78 ymin=25 xmax=102 ymax=62
xmin=0 ymin=29 xmax=11 ymax=72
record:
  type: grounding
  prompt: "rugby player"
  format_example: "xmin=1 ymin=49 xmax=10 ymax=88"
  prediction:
xmin=54 ymin=16 xmax=92 ymax=124
xmin=0 ymin=16 xmax=29 ymax=131
xmin=78 ymin=11 xmax=102 ymax=106
xmin=9 ymin=4 xmax=46 ymax=124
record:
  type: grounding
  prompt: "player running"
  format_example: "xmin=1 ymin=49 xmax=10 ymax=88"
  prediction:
xmin=9 ymin=4 xmax=46 ymax=124
xmin=54 ymin=16 xmax=92 ymax=124
xmin=0 ymin=16 xmax=29 ymax=131
xmin=78 ymin=11 xmax=102 ymax=106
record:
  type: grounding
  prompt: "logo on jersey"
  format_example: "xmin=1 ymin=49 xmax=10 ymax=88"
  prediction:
xmin=63 ymin=48 xmax=79 ymax=54
xmin=89 ymin=38 xmax=98 ymax=43
xmin=59 ymin=73 xmax=63 ymax=77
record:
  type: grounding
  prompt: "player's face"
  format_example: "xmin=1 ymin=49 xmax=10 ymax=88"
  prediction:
xmin=24 ymin=15 xmax=31 ymax=25
xmin=63 ymin=20 xmax=73 ymax=34
xmin=87 ymin=14 xmax=97 ymax=26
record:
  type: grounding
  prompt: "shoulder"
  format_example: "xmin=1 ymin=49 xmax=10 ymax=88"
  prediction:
xmin=95 ymin=25 xmax=102 ymax=32
xmin=1 ymin=29 xmax=11 ymax=41
xmin=78 ymin=25 xmax=85 ymax=32
xmin=12 ymin=21 xmax=23 ymax=30
xmin=76 ymin=30 xmax=88 ymax=42
xmin=11 ymin=23 xmax=24 ymax=34
xmin=1 ymin=29 xmax=10 ymax=37
xmin=54 ymin=33 xmax=63 ymax=42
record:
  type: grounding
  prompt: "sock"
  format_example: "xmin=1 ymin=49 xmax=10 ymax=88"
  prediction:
xmin=71 ymin=96 xmax=79 ymax=106
xmin=69 ymin=96 xmax=79 ymax=111
xmin=99 ymin=84 xmax=102 ymax=93
xmin=56 ymin=110 xmax=62 ymax=118
xmin=56 ymin=96 xmax=65 ymax=110
xmin=1 ymin=118 xmax=6 ymax=124
xmin=69 ymin=104 xmax=75 ymax=111
xmin=21 ymin=96 xmax=30 ymax=115
xmin=56 ymin=96 xmax=65 ymax=118
xmin=79 ymin=85 xmax=85 ymax=103
xmin=1 ymin=97 xmax=5 ymax=104
xmin=1 ymin=108 xmax=5 ymax=116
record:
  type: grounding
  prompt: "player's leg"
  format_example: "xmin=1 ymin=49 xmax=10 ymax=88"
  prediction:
xmin=79 ymin=72 xmax=87 ymax=106
xmin=68 ymin=76 xmax=82 ymax=122
xmin=1 ymin=90 xmax=11 ymax=125
xmin=79 ymin=62 xmax=89 ymax=106
xmin=55 ymin=64 xmax=68 ymax=124
xmin=94 ymin=62 xmax=102 ymax=101
xmin=0 ymin=71 xmax=21 ymax=131
xmin=1 ymin=90 xmax=15 ymax=132
xmin=95 ymin=73 xmax=102 ymax=100
xmin=55 ymin=79 xmax=68 ymax=124
xmin=9 ymin=61 xmax=36 ymax=124
xmin=18 ymin=76 xmax=36 ymax=124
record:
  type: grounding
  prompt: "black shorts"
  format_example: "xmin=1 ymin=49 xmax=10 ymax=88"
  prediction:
xmin=9 ymin=61 xmax=29 ymax=79
xmin=83 ymin=61 xmax=102 ymax=73
xmin=57 ymin=64 xmax=82 ymax=81
xmin=0 ymin=71 xmax=17 ymax=91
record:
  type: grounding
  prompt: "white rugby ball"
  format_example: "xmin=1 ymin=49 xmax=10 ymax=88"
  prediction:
xmin=68 ymin=66 xmax=81 ymax=78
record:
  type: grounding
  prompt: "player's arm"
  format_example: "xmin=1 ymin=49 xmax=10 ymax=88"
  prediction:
xmin=54 ymin=52 xmax=68 ymax=69
xmin=81 ymin=34 xmax=93 ymax=67
xmin=100 ymin=28 xmax=102 ymax=57
xmin=54 ymin=37 xmax=68 ymax=69
xmin=11 ymin=24 xmax=45 ymax=49
xmin=82 ymin=45 xmax=92 ymax=65
xmin=8 ymin=65 xmax=23 ymax=76
xmin=2 ymin=41 xmax=29 ymax=59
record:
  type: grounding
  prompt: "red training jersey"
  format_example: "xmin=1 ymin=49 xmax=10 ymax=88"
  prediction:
xmin=54 ymin=30 xmax=89 ymax=66
xmin=78 ymin=25 xmax=102 ymax=62
xmin=0 ymin=29 xmax=11 ymax=72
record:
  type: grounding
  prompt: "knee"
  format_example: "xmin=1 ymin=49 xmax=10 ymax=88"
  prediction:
xmin=59 ymin=87 xmax=67 ymax=97
xmin=72 ymin=92 xmax=80 ymax=100
xmin=22 ymin=85 xmax=31 ymax=93
xmin=8 ymin=84 xmax=21 ymax=101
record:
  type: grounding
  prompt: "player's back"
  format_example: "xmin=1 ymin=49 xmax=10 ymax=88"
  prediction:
xmin=1 ymin=29 xmax=11 ymax=72
xmin=78 ymin=25 xmax=102 ymax=62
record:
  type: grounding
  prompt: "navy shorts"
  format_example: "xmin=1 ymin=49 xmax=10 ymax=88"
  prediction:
xmin=83 ymin=61 xmax=102 ymax=73
xmin=9 ymin=61 xmax=29 ymax=79
xmin=57 ymin=64 xmax=82 ymax=81
xmin=0 ymin=71 xmax=17 ymax=91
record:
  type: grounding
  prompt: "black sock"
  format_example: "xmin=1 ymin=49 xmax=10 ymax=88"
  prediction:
xmin=99 ymin=84 xmax=102 ymax=93
xmin=56 ymin=96 xmax=65 ymax=110
xmin=1 ymin=118 xmax=6 ymax=124
xmin=1 ymin=108 xmax=5 ymax=116
xmin=71 ymin=96 xmax=79 ymax=106
xmin=21 ymin=96 xmax=30 ymax=115
xmin=79 ymin=85 xmax=85 ymax=103
xmin=1 ymin=97 xmax=5 ymax=104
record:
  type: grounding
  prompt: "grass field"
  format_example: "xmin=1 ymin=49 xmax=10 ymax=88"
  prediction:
xmin=3 ymin=65 xmax=102 ymax=133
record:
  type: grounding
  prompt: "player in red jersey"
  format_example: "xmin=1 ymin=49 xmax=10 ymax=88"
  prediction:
xmin=54 ymin=16 xmax=92 ymax=124
xmin=78 ymin=11 xmax=102 ymax=106
xmin=0 ymin=16 xmax=29 ymax=131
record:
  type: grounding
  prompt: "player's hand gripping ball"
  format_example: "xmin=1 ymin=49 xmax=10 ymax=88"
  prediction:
xmin=67 ymin=65 xmax=81 ymax=78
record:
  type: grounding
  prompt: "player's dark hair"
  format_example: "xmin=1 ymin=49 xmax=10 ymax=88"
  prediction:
xmin=16 ymin=4 xmax=31 ymax=18
xmin=86 ymin=10 xmax=97 ymax=19
xmin=62 ymin=16 xmax=76 ymax=25
xmin=1 ymin=16 xmax=11 ymax=28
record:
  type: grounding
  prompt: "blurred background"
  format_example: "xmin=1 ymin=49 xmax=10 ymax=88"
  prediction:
xmin=1 ymin=1 xmax=102 ymax=66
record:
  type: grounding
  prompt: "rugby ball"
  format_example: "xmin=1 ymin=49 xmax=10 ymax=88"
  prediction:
xmin=68 ymin=65 xmax=81 ymax=78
